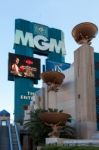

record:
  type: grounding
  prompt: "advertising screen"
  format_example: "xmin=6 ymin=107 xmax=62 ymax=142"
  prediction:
xmin=46 ymin=59 xmax=70 ymax=72
xmin=8 ymin=53 xmax=40 ymax=79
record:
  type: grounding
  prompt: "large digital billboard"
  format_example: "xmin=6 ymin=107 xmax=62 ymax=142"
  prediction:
xmin=46 ymin=59 xmax=70 ymax=72
xmin=8 ymin=53 xmax=40 ymax=80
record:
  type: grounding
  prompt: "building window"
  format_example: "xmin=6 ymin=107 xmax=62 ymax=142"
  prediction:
xmin=1 ymin=120 xmax=7 ymax=126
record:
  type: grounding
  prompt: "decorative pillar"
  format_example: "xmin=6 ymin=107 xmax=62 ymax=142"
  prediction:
xmin=72 ymin=22 xmax=98 ymax=138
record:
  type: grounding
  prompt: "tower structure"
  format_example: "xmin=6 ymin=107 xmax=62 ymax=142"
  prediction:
xmin=72 ymin=22 xmax=98 ymax=138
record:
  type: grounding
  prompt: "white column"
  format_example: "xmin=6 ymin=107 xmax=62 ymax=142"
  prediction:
xmin=48 ymin=91 xmax=57 ymax=109
xmin=74 ymin=44 xmax=96 ymax=139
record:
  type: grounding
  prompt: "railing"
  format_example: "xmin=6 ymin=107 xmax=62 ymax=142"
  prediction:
xmin=8 ymin=124 xmax=13 ymax=150
xmin=63 ymin=139 xmax=99 ymax=146
xmin=46 ymin=138 xmax=99 ymax=146
xmin=14 ymin=123 xmax=22 ymax=150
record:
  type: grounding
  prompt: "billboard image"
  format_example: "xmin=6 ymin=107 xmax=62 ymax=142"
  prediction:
xmin=8 ymin=53 xmax=40 ymax=79
xmin=46 ymin=59 xmax=70 ymax=72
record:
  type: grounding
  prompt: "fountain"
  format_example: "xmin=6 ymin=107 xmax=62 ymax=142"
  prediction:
xmin=39 ymin=111 xmax=71 ymax=137
xmin=72 ymin=22 xmax=98 ymax=45
xmin=71 ymin=22 xmax=98 ymax=139
xmin=40 ymin=70 xmax=71 ymax=138
xmin=41 ymin=71 xmax=65 ymax=92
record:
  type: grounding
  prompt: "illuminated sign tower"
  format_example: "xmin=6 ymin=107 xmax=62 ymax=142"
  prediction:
xmin=8 ymin=19 xmax=67 ymax=122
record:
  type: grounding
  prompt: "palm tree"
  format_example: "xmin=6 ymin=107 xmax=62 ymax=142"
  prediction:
xmin=24 ymin=108 xmax=76 ymax=149
xmin=60 ymin=125 xmax=76 ymax=139
xmin=24 ymin=109 xmax=50 ymax=149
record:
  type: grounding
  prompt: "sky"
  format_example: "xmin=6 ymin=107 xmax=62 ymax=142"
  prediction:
xmin=0 ymin=0 xmax=99 ymax=120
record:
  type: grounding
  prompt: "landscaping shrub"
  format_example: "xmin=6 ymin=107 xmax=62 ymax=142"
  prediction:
xmin=41 ymin=145 xmax=99 ymax=150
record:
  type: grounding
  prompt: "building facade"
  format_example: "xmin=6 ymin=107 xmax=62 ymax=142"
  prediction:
xmin=26 ymin=44 xmax=99 ymax=139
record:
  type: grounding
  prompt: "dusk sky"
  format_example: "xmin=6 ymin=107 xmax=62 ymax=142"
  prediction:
xmin=0 ymin=0 xmax=99 ymax=120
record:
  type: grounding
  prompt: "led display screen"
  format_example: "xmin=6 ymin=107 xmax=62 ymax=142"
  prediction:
xmin=8 ymin=53 xmax=40 ymax=79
